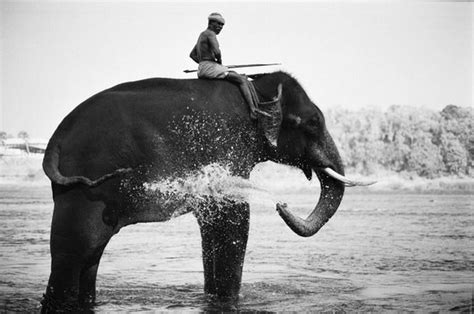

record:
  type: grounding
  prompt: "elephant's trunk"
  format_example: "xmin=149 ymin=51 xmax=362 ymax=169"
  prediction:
xmin=276 ymin=170 xmax=344 ymax=237
xmin=276 ymin=133 xmax=345 ymax=237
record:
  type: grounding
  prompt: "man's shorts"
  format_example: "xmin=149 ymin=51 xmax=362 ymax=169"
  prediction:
xmin=197 ymin=61 xmax=229 ymax=79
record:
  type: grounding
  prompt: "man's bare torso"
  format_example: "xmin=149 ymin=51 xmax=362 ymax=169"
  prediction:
xmin=190 ymin=29 xmax=221 ymax=63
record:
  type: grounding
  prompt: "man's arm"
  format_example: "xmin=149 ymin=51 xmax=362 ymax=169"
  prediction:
xmin=189 ymin=45 xmax=200 ymax=64
xmin=207 ymin=32 xmax=222 ymax=64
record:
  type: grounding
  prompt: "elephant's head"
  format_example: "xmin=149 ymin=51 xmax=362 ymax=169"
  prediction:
xmin=255 ymin=72 xmax=374 ymax=237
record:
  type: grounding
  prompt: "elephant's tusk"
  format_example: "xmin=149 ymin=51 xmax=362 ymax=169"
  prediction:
xmin=323 ymin=167 xmax=377 ymax=187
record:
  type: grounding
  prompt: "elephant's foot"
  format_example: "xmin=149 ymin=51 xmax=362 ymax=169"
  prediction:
xmin=41 ymin=268 xmax=100 ymax=313
xmin=195 ymin=200 xmax=250 ymax=301
xmin=41 ymin=286 xmax=97 ymax=313
xmin=78 ymin=263 xmax=100 ymax=305
xmin=41 ymin=251 xmax=107 ymax=312
xmin=41 ymin=251 xmax=81 ymax=312
xmin=42 ymin=231 xmax=110 ymax=312
xmin=41 ymin=263 xmax=102 ymax=313
xmin=41 ymin=288 xmax=74 ymax=313
xmin=202 ymin=294 xmax=240 ymax=311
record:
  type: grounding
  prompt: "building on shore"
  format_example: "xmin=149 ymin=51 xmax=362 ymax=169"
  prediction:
xmin=0 ymin=138 xmax=47 ymax=155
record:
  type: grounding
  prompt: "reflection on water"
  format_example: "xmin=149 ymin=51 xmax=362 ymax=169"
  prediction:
xmin=0 ymin=165 xmax=472 ymax=312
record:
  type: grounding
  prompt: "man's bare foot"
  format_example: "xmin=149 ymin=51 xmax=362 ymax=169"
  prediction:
xmin=255 ymin=109 xmax=271 ymax=117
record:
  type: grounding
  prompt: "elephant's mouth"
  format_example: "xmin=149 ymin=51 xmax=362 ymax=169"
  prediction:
xmin=276 ymin=166 xmax=375 ymax=237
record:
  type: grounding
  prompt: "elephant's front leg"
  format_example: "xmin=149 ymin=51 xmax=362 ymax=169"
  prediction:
xmin=195 ymin=200 xmax=250 ymax=301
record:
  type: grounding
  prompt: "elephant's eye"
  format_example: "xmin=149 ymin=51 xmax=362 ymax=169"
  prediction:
xmin=308 ymin=113 xmax=325 ymax=127
xmin=306 ymin=117 xmax=319 ymax=126
xmin=302 ymin=116 xmax=323 ymax=135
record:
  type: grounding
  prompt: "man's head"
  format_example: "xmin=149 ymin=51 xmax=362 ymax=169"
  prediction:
xmin=208 ymin=12 xmax=225 ymax=34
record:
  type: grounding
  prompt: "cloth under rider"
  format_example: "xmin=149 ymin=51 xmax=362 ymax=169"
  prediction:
xmin=190 ymin=12 xmax=262 ymax=119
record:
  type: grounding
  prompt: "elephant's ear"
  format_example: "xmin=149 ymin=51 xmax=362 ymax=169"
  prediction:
xmin=258 ymin=84 xmax=283 ymax=147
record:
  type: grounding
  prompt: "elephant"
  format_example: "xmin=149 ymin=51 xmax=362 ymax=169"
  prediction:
xmin=40 ymin=71 xmax=371 ymax=311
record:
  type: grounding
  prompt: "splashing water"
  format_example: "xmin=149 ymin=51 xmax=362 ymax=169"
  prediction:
xmin=144 ymin=163 xmax=273 ymax=217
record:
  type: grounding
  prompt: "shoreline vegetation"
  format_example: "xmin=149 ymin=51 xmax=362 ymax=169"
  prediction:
xmin=325 ymin=105 xmax=472 ymax=179
xmin=1 ymin=105 xmax=472 ymax=193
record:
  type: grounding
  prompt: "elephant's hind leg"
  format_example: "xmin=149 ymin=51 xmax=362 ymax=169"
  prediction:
xmin=42 ymin=188 xmax=115 ymax=312
xmin=195 ymin=200 xmax=250 ymax=301
xmin=78 ymin=241 xmax=109 ymax=304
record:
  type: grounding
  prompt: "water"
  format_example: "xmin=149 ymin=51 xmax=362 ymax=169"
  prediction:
xmin=0 ymin=165 xmax=473 ymax=312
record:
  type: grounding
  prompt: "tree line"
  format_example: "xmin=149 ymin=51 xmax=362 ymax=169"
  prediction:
xmin=0 ymin=131 xmax=29 ymax=140
xmin=325 ymin=104 xmax=473 ymax=178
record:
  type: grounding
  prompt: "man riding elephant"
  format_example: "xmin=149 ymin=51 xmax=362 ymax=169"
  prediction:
xmin=39 ymin=68 xmax=376 ymax=311
xmin=190 ymin=12 xmax=263 ymax=119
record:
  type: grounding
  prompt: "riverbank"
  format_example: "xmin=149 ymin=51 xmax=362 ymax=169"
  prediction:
xmin=251 ymin=162 xmax=474 ymax=194
xmin=0 ymin=155 xmax=47 ymax=185
xmin=343 ymin=173 xmax=474 ymax=194
xmin=0 ymin=155 xmax=472 ymax=193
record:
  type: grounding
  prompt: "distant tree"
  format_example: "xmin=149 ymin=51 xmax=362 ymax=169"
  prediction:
xmin=440 ymin=133 xmax=469 ymax=175
xmin=326 ymin=104 xmax=472 ymax=177
xmin=441 ymin=104 xmax=467 ymax=120
xmin=0 ymin=131 xmax=7 ymax=140
xmin=17 ymin=131 xmax=29 ymax=140
xmin=406 ymin=137 xmax=444 ymax=178
xmin=378 ymin=105 xmax=443 ymax=176
xmin=468 ymin=137 xmax=474 ymax=174
xmin=439 ymin=105 xmax=473 ymax=175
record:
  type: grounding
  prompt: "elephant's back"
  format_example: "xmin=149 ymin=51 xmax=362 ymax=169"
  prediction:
xmin=47 ymin=77 xmax=245 ymax=179
xmin=107 ymin=77 xmax=196 ymax=92
xmin=107 ymin=77 xmax=237 ymax=98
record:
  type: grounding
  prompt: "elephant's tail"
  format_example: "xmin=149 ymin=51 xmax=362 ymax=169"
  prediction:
xmin=42 ymin=137 xmax=132 ymax=187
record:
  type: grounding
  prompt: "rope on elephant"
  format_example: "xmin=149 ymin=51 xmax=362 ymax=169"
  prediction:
xmin=247 ymin=80 xmax=261 ymax=111
xmin=247 ymin=80 xmax=281 ymax=109
xmin=247 ymin=80 xmax=283 ymax=146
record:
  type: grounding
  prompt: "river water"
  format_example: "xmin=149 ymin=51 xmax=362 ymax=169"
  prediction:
xmin=0 ymin=165 xmax=473 ymax=312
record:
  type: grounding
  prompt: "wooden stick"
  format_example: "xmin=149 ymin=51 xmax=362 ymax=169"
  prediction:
xmin=183 ymin=63 xmax=281 ymax=73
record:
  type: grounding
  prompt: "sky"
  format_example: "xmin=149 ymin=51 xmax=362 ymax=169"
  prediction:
xmin=0 ymin=0 xmax=472 ymax=139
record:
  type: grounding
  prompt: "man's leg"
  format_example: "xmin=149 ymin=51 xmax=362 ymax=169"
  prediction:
xmin=226 ymin=71 xmax=258 ymax=119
